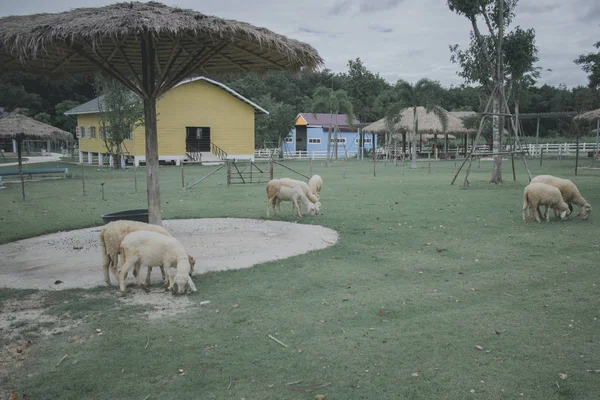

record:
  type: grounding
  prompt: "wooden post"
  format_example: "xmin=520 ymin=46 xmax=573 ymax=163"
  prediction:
xmin=81 ymin=162 xmax=86 ymax=196
xmin=269 ymin=158 xmax=274 ymax=180
xmin=309 ymin=157 xmax=313 ymax=177
xmin=402 ymin=153 xmax=405 ymax=175
xmin=575 ymin=133 xmax=580 ymax=176
xmin=373 ymin=133 xmax=376 ymax=177
xmin=428 ymin=159 xmax=431 ymax=174
xmin=540 ymin=148 xmax=543 ymax=166
xmin=141 ymin=35 xmax=162 ymax=225
xmin=227 ymin=160 xmax=232 ymax=186
xmin=535 ymin=117 xmax=540 ymax=155
xmin=250 ymin=161 xmax=253 ymax=183
xmin=101 ymin=183 xmax=105 ymax=201
xmin=478 ymin=156 xmax=481 ymax=168
xmin=181 ymin=161 xmax=185 ymax=189
xmin=511 ymin=154 xmax=516 ymax=181
xmin=17 ymin=137 xmax=25 ymax=201
xmin=134 ymin=166 xmax=138 ymax=192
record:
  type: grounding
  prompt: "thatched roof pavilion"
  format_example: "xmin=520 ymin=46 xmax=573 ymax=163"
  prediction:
xmin=0 ymin=110 xmax=73 ymax=200
xmin=575 ymin=108 xmax=600 ymax=121
xmin=363 ymin=107 xmax=472 ymax=135
xmin=0 ymin=1 xmax=322 ymax=224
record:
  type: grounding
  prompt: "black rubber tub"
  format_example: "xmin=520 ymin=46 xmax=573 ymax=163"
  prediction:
xmin=101 ymin=209 xmax=149 ymax=224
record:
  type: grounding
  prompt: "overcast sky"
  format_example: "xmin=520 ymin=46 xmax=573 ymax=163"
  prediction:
xmin=2 ymin=0 xmax=599 ymax=88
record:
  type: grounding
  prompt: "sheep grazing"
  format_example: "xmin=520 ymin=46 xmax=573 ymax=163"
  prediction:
xmin=522 ymin=182 xmax=571 ymax=223
xmin=137 ymin=254 xmax=196 ymax=287
xmin=266 ymin=180 xmax=318 ymax=218
xmin=308 ymin=174 xmax=323 ymax=196
xmin=530 ymin=175 xmax=592 ymax=219
xmin=279 ymin=178 xmax=320 ymax=203
xmin=99 ymin=220 xmax=172 ymax=286
xmin=119 ymin=230 xmax=197 ymax=296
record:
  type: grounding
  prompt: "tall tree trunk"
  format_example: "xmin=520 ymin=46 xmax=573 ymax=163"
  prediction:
xmin=411 ymin=107 xmax=418 ymax=168
xmin=490 ymin=93 xmax=503 ymax=184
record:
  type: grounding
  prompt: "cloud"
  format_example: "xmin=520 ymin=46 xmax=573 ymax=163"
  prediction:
xmin=369 ymin=24 xmax=393 ymax=33
xmin=359 ymin=0 xmax=406 ymax=13
xmin=576 ymin=1 xmax=600 ymax=22
xmin=329 ymin=0 xmax=353 ymax=16
xmin=518 ymin=2 xmax=561 ymax=15
xmin=299 ymin=27 xmax=327 ymax=35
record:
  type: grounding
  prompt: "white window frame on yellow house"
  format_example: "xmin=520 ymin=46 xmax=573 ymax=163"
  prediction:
xmin=98 ymin=126 xmax=105 ymax=140
xmin=89 ymin=126 xmax=96 ymax=139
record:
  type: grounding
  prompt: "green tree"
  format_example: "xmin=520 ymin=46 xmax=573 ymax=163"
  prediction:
xmin=254 ymin=94 xmax=297 ymax=148
xmin=575 ymin=41 xmax=600 ymax=89
xmin=448 ymin=0 xmax=538 ymax=184
xmin=384 ymin=79 xmax=448 ymax=168
xmin=346 ymin=58 xmax=391 ymax=122
xmin=94 ymin=75 xmax=143 ymax=169
xmin=310 ymin=87 xmax=354 ymax=162
xmin=54 ymin=100 xmax=81 ymax=134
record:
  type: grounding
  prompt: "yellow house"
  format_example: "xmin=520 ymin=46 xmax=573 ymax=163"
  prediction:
xmin=65 ymin=77 xmax=268 ymax=166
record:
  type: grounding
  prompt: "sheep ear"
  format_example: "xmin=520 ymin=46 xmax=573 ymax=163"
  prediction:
xmin=187 ymin=276 xmax=197 ymax=292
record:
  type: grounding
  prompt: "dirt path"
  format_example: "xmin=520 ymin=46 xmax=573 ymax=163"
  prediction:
xmin=0 ymin=218 xmax=338 ymax=290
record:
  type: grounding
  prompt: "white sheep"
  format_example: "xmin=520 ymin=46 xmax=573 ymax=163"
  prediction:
xmin=308 ymin=174 xmax=323 ymax=196
xmin=530 ymin=175 xmax=592 ymax=219
xmin=99 ymin=220 xmax=172 ymax=285
xmin=266 ymin=180 xmax=318 ymax=218
xmin=277 ymin=177 xmax=321 ymax=214
xmin=119 ymin=230 xmax=197 ymax=296
xmin=522 ymin=182 xmax=571 ymax=223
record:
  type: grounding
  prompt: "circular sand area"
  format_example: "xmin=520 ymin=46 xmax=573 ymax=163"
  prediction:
xmin=0 ymin=218 xmax=338 ymax=290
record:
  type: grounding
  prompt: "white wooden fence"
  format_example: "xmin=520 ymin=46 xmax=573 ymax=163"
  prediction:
xmin=255 ymin=142 xmax=600 ymax=161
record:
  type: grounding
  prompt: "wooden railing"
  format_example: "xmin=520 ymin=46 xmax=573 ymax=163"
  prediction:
xmin=211 ymin=142 xmax=228 ymax=160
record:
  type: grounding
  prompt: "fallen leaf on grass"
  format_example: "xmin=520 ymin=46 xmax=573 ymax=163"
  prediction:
xmin=558 ymin=373 xmax=568 ymax=380
xmin=9 ymin=392 xmax=18 ymax=400
xmin=379 ymin=309 xmax=385 ymax=316
xmin=495 ymin=329 xmax=506 ymax=335
xmin=411 ymin=372 xmax=419 ymax=377
xmin=475 ymin=345 xmax=484 ymax=351
xmin=315 ymin=395 xmax=325 ymax=400
xmin=95 ymin=328 xmax=102 ymax=333
xmin=586 ymin=369 xmax=600 ymax=374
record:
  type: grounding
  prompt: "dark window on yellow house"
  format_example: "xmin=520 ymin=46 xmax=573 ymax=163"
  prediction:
xmin=186 ymin=127 xmax=211 ymax=152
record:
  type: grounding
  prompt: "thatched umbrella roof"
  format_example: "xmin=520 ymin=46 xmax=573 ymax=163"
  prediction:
xmin=0 ymin=111 xmax=73 ymax=141
xmin=575 ymin=108 xmax=600 ymax=121
xmin=0 ymin=1 xmax=322 ymax=79
xmin=0 ymin=1 xmax=322 ymax=225
xmin=363 ymin=107 xmax=472 ymax=135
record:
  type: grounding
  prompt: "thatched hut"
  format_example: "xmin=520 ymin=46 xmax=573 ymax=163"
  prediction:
xmin=0 ymin=1 xmax=322 ymax=224
xmin=363 ymin=107 xmax=471 ymax=158
xmin=0 ymin=110 xmax=73 ymax=200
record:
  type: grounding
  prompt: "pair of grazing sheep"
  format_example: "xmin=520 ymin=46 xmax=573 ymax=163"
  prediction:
xmin=266 ymin=175 xmax=323 ymax=218
xmin=522 ymin=175 xmax=592 ymax=223
xmin=99 ymin=220 xmax=196 ymax=296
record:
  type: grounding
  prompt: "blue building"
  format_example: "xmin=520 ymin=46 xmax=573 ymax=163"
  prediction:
xmin=282 ymin=113 xmax=376 ymax=158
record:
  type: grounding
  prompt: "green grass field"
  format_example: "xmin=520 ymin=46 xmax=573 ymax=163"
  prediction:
xmin=1 ymin=157 xmax=599 ymax=399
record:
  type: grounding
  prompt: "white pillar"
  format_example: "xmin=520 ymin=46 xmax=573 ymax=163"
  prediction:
xmin=78 ymin=151 xmax=83 ymax=163
xmin=98 ymin=153 xmax=103 ymax=166
xmin=109 ymin=155 xmax=114 ymax=167
xmin=12 ymin=139 xmax=17 ymax=153
xmin=87 ymin=152 xmax=92 ymax=164
xmin=120 ymin=155 xmax=125 ymax=168
xmin=134 ymin=157 xmax=140 ymax=167
xmin=47 ymin=141 xmax=51 ymax=154
xmin=175 ymin=158 xmax=181 ymax=166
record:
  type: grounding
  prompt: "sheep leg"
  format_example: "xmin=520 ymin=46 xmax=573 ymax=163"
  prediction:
xmin=532 ymin=204 xmax=542 ymax=223
xmin=110 ymin=252 xmax=121 ymax=283
xmin=119 ymin=258 xmax=137 ymax=296
xmin=266 ymin=196 xmax=272 ymax=217
xmin=102 ymin=251 xmax=112 ymax=285
xmin=544 ymin=207 xmax=550 ymax=222
xmin=522 ymin=201 xmax=528 ymax=221
xmin=293 ymin=198 xmax=303 ymax=218
xmin=145 ymin=266 xmax=152 ymax=287
xmin=137 ymin=265 xmax=150 ymax=293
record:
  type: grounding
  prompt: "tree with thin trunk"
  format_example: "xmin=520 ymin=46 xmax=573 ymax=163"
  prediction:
xmin=385 ymin=79 xmax=448 ymax=168
xmin=94 ymin=75 xmax=143 ymax=169
xmin=310 ymin=87 xmax=354 ymax=163
xmin=575 ymin=41 xmax=600 ymax=90
xmin=448 ymin=0 xmax=538 ymax=184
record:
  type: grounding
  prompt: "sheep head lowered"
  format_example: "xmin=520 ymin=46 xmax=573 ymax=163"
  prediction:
xmin=168 ymin=258 xmax=197 ymax=295
xmin=579 ymin=203 xmax=592 ymax=220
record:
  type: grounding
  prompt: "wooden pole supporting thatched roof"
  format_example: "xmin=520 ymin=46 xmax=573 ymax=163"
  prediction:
xmin=0 ymin=1 xmax=322 ymax=225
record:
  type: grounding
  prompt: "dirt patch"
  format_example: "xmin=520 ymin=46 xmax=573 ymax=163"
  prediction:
xmin=0 ymin=218 xmax=339 ymax=290
xmin=0 ymin=292 xmax=79 ymax=395
xmin=119 ymin=290 xmax=200 ymax=320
